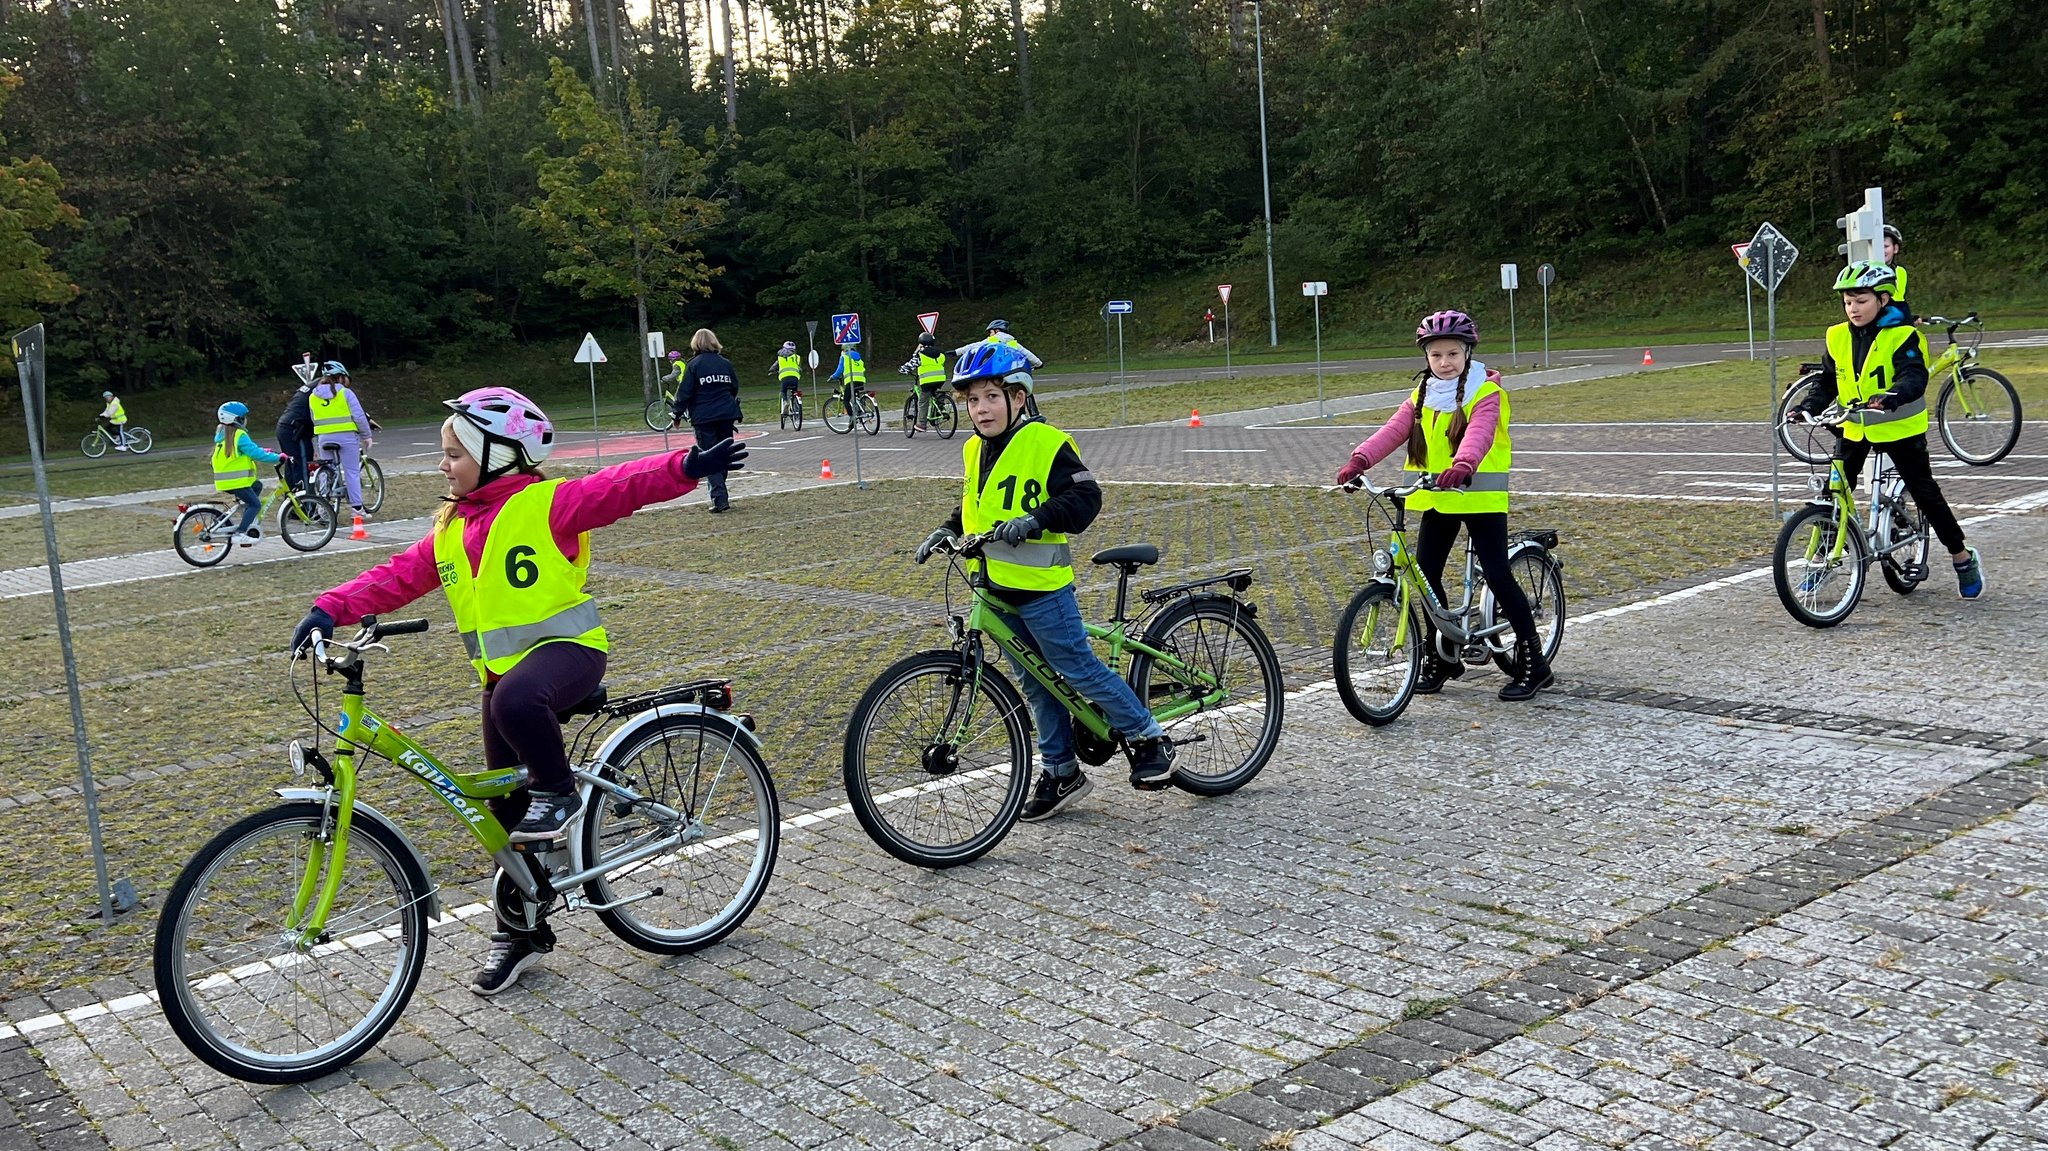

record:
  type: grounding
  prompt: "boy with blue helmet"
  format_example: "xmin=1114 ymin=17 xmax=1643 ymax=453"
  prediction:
xmin=913 ymin=341 xmax=1175 ymax=820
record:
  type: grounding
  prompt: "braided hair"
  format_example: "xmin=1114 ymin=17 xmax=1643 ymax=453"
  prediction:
xmin=1403 ymin=358 xmax=1475 ymax=470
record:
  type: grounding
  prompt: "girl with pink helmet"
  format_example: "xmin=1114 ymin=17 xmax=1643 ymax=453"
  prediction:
xmin=1334 ymin=310 xmax=1553 ymax=701
xmin=287 ymin=385 xmax=748 ymax=994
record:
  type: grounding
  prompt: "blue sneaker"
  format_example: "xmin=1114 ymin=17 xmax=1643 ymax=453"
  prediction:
xmin=1797 ymin=567 xmax=1829 ymax=595
xmin=1954 ymin=546 xmax=1984 ymax=599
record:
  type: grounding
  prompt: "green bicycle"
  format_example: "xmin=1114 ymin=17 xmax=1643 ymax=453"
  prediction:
xmin=1771 ymin=405 xmax=1931 ymax=628
xmin=153 ymin=617 xmax=781 ymax=1083
xmin=644 ymin=387 xmax=678 ymax=431
xmin=172 ymin=461 xmax=339 ymax=567
xmin=1776 ymin=312 xmax=2022 ymax=467
xmin=841 ymin=533 xmax=1285 ymax=868
xmin=901 ymin=386 xmax=958 ymax=439
xmin=80 ymin=423 xmax=152 ymax=457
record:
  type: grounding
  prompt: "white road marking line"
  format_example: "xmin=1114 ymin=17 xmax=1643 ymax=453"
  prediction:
xmin=1184 ymin=448 xmax=1269 ymax=453
xmin=776 ymin=435 xmax=824 ymax=445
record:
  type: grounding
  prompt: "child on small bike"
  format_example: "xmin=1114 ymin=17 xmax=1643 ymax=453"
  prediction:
xmin=774 ymin=341 xmax=803 ymax=416
xmin=97 ymin=391 xmax=130 ymax=451
xmin=899 ymin=333 xmax=947 ymax=429
xmin=211 ymin=402 xmax=284 ymax=546
xmin=1790 ymin=261 xmax=1983 ymax=598
xmin=310 ymin=362 xmax=375 ymax=528
xmin=1333 ymin=310 xmax=1552 ymax=701
xmin=914 ymin=342 xmax=1174 ymax=821
xmin=288 ymin=386 xmax=748 ymax=994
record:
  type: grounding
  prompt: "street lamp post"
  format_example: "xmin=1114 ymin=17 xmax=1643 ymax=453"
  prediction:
xmin=1253 ymin=0 xmax=1278 ymax=347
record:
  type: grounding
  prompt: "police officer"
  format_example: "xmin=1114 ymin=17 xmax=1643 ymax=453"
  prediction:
xmin=670 ymin=329 xmax=743 ymax=512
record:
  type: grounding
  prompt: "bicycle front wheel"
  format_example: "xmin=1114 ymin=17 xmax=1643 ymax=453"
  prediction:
xmin=645 ymin=399 xmax=670 ymax=432
xmin=1773 ymin=504 xmax=1867 ymax=628
xmin=1774 ymin=372 xmax=1834 ymax=466
xmin=902 ymin=394 xmax=920 ymax=437
xmin=843 ymin=651 xmax=1033 ymax=868
xmin=1937 ymin=367 xmax=2021 ymax=466
xmin=153 ymin=802 xmax=431 ymax=1084
xmin=859 ymin=395 xmax=882 ymax=435
xmin=935 ymin=393 xmax=958 ymax=439
xmin=279 ymin=490 xmax=338 ymax=551
xmin=127 ymin=427 xmax=153 ymax=454
xmin=583 ymin=713 xmax=780 ymax=954
xmin=1490 ymin=548 xmax=1567 ymax=678
xmin=358 ymin=458 xmax=385 ymax=514
xmin=172 ymin=506 xmax=232 ymax=568
xmin=1127 ymin=597 xmax=1286 ymax=797
xmin=823 ymin=395 xmax=852 ymax=434
xmin=80 ymin=432 xmax=107 ymax=458
xmin=1333 ymin=583 xmax=1419 ymax=727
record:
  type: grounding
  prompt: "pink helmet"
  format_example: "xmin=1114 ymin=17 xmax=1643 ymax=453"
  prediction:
xmin=445 ymin=386 xmax=555 ymax=468
xmin=1416 ymin=310 xmax=1479 ymax=347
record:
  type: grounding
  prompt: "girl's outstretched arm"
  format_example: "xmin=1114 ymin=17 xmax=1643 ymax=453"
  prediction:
xmin=550 ymin=450 xmax=700 ymax=555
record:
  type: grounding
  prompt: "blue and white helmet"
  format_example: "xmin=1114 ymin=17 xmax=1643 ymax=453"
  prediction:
xmin=319 ymin=360 xmax=349 ymax=378
xmin=950 ymin=340 xmax=1035 ymax=393
xmin=217 ymin=401 xmax=250 ymax=427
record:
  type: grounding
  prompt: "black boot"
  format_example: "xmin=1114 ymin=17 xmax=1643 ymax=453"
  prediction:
xmin=1414 ymin=650 xmax=1465 ymax=695
xmin=1497 ymin=636 xmax=1554 ymax=702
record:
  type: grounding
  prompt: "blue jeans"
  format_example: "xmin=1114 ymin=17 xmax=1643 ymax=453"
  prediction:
xmin=231 ymin=482 xmax=262 ymax=533
xmin=997 ymin=584 xmax=1162 ymax=775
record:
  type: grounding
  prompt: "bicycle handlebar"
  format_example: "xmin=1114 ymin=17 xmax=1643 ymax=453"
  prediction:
xmin=1920 ymin=311 xmax=1979 ymax=330
xmin=305 ymin=615 xmax=430 ymax=669
xmin=1329 ymin=474 xmax=1437 ymax=500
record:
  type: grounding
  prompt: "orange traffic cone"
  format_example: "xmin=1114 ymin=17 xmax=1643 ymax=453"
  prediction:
xmin=820 ymin=458 xmax=834 ymax=480
xmin=350 ymin=513 xmax=368 ymax=541
xmin=1641 ymin=348 xmax=1655 ymax=366
xmin=1189 ymin=408 xmax=1203 ymax=428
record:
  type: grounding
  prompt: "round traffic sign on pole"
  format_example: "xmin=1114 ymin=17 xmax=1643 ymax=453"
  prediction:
xmin=1537 ymin=264 xmax=1555 ymax=288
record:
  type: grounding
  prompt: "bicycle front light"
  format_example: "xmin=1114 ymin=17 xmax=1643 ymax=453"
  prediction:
xmin=288 ymin=739 xmax=308 ymax=777
xmin=1372 ymin=548 xmax=1393 ymax=575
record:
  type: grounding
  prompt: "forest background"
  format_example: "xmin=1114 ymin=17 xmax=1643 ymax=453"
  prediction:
xmin=3 ymin=0 xmax=2045 ymax=421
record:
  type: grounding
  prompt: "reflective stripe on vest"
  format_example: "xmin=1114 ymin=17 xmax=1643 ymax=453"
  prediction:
xmin=777 ymin=354 xmax=801 ymax=380
xmin=212 ymin=434 xmax=258 ymax=491
xmin=917 ymin=352 xmax=946 ymax=386
xmin=961 ymin=422 xmax=1077 ymax=593
xmin=105 ymin=400 xmax=126 ymax=423
xmin=839 ymin=352 xmax=865 ymax=383
xmin=1404 ymin=378 xmax=1513 ymax=514
xmin=309 ymin=389 xmax=358 ymax=435
xmin=1826 ymin=322 xmax=1930 ymax=443
xmin=435 ymin=479 xmax=610 ymax=686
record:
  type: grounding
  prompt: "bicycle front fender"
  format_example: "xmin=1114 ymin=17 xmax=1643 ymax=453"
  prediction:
xmin=273 ymin=788 xmax=442 ymax=923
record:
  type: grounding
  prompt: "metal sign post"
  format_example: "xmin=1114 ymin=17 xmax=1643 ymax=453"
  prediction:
xmin=1107 ymin=300 xmax=1134 ymax=425
xmin=1746 ymin=222 xmax=1800 ymax=517
xmin=806 ymin=319 xmax=819 ymax=403
xmin=1732 ymin=243 xmax=1756 ymax=360
xmin=12 ymin=324 xmax=122 ymax=923
xmin=1219 ymin=284 xmax=1233 ymax=379
xmin=1302 ymin=281 xmax=1328 ymax=418
xmin=1500 ymin=264 xmax=1520 ymax=367
xmin=1537 ymin=264 xmax=1556 ymax=367
xmin=830 ymin=312 xmax=867 ymax=489
xmin=646 ymin=331 xmax=669 ymax=447
xmin=574 ymin=332 xmax=606 ymax=465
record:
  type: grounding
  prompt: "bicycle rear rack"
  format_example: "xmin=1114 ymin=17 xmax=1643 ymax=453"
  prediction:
xmin=601 ymin=679 xmax=735 ymax=716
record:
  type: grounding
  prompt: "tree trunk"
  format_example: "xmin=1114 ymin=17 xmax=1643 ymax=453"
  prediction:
xmin=637 ymin=292 xmax=655 ymax=406
xmin=1812 ymin=0 xmax=1844 ymax=211
xmin=1009 ymin=0 xmax=1031 ymax=116
xmin=481 ymin=0 xmax=501 ymax=88
xmin=720 ymin=0 xmax=737 ymax=128
xmin=678 ymin=0 xmax=694 ymax=85
xmin=449 ymin=0 xmax=483 ymax=109
xmin=740 ymin=0 xmax=755 ymax=64
xmin=438 ymin=0 xmax=465 ymax=107
xmin=582 ymin=0 xmax=607 ymax=94
xmin=604 ymin=0 xmax=626 ymax=82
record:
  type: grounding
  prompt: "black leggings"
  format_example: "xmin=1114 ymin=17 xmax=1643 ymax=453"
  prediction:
xmin=1833 ymin=434 xmax=1967 ymax=555
xmin=1415 ymin=510 xmax=1539 ymax=647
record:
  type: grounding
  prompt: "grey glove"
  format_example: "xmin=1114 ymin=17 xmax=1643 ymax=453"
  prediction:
xmin=915 ymin=527 xmax=956 ymax=565
xmin=990 ymin=516 xmax=1039 ymax=546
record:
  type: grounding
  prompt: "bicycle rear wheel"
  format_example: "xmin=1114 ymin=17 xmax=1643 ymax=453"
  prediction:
xmin=1879 ymin=494 xmax=1930 ymax=595
xmin=358 ymin=458 xmax=385 ymax=514
xmin=935 ymin=393 xmax=958 ymax=439
xmin=154 ymin=802 xmax=431 ymax=1084
xmin=1333 ymin=583 xmax=1419 ymax=726
xmin=127 ymin=427 xmax=154 ymax=454
xmin=1773 ymin=504 xmax=1867 ymax=627
xmin=843 ymin=651 xmax=1033 ymax=868
xmin=1774 ymin=372 xmax=1834 ymax=466
xmin=1126 ymin=596 xmax=1285 ymax=797
xmin=859 ymin=394 xmax=882 ymax=435
xmin=173 ymin=506 xmax=232 ymax=568
xmin=1936 ymin=367 xmax=2021 ymax=466
xmin=823 ymin=395 xmax=852 ymax=434
xmin=1489 ymin=548 xmax=1567 ymax=678
xmin=279 ymin=490 xmax=338 ymax=551
xmin=583 ymin=713 xmax=780 ymax=954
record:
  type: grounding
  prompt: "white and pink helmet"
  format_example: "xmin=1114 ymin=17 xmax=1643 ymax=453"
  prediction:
xmin=444 ymin=386 xmax=555 ymax=473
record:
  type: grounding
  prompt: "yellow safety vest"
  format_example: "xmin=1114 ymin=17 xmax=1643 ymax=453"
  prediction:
xmin=212 ymin=431 xmax=258 ymax=491
xmin=104 ymin=399 xmax=126 ymax=423
xmin=309 ymin=388 xmax=358 ymax=436
xmin=961 ymin=422 xmax=1076 ymax=593
xmin=917 ymin=352 xmax=947 ymax=387
xmin=435 ymin=480 xmax=610 ymax=686
xmin=1826 ymin=321 xmax=1929 ymax=443
xmin=1404 ymin=378 xmax=1513 ymax=514
xmin=838 ymin=351 xmax=866 ymax=385
xmin=777 ymin=354 xmax=801 ymax=381
xmin=1890 ymin=265 xmax=1909 ymax=304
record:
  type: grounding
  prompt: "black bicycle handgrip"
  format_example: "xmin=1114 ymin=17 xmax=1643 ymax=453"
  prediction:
xmin=375 ymin=618 xmax=431 ymax=637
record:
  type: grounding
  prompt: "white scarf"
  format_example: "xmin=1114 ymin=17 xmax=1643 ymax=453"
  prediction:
xmin=1421 ymin=360 xmax=1488 ymax=413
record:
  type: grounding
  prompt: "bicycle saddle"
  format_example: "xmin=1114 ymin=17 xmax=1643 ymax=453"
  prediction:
xmin=555 ymin=684 xmax=608 ymax=722
xmin=1090 ymin=544 xmax=1159 ymax=568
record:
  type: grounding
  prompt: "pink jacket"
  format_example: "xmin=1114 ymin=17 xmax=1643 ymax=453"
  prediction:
xmin=1346 ymin=373 xmax=1504 ymax=474
xmin=315 ymin=450 xmax=699 ymax=625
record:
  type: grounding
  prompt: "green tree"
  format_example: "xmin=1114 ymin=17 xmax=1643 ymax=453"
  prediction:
xmin=521 ymin=58 xmax=723 ymax=402
xmin=0 ymin=69 xmax=79 ymax=333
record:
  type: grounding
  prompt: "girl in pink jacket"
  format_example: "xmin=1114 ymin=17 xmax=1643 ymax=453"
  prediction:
xmin=1334 ymin=310 xmax=1552 ymax=701
xmin=288 ymin=386 xmax=747 ymax=994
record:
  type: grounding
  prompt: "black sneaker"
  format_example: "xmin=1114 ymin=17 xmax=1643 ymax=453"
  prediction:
xmin=472 ymin=932 xmax=544 ymax=996
xmin=1128 ymin=737 xmax=1177 ymax=790
xmin=1019 ymin=770 xmax=1093 ymax=822
xmin=508 ymin=790 xmax=580 ymax=842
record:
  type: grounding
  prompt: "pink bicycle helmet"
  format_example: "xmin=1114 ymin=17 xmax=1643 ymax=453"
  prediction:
xmin=444 ymin=386 xmax=555 ymax=469
xmin=1416 ymin=310 xmax=1479 ymax=347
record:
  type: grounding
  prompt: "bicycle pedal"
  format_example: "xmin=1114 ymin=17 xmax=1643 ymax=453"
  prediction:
xmin=509 ymin=837 xmax=565 ymax=856
xmin=1904 ymin=563 xmax=1929 ymax=581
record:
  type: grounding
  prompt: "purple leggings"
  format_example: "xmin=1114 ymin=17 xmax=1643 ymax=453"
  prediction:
xmin=479 ymin=641 xmax=607 ymax=832
xmin=318 ymin=435 xmax=365 ymax=510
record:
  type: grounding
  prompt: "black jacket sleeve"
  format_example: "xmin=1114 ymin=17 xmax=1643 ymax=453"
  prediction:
xmin=1880 ymin=331 xmax=1930 ymax=409
xmin=1029 ymin=444 xmax=1102 ymax=536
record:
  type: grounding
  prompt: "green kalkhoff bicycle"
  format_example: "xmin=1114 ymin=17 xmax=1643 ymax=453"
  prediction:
xmin=841 ymin=533 xmax=1285 ymax=869
xmin=1771 ymin=406 xmax=1932 ymax=628
xmin=153 ymin=617 xmax=780 ymax=1083
xmin=1775 ymin=312 xmax=2022 ymax=467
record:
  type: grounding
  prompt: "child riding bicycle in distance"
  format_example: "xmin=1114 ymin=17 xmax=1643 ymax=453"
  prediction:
xmin=827 ymin=339 xmax=866 ymax=408
xmin=899 ymin=333 xmax=947 ymax=429
xmin=98 ymin=391 xmax=130 ymax=450
xmin=1334 ymin=310 xmax=1553 ymax=701
xmin=213 ymin=402 xmax=286 ymax=546
xmin=774 ymin=341 xmax=803 ymax=416
xmin=915 ymin=342 xmax=1175 ymax=821
xmin=1791 ymin=261 xmax=1983 ymax=597
xmin=310 ymin=362 xmax=374 ymax=531
xmin=288 ymin=386 xmax=749 ymax=995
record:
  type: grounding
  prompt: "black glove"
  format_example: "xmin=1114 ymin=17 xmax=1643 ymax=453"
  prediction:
xmin=1870 ymin=392 xmax=1900 ymax=412
xmin=291 ymin=606 xmax=335 ymax=657
xmin=915 ymin=527 xmax=956 ymax=564
xmin=684 ymin=437 xmax=749 ymax=479
xmin=990 ymin=516 xmax=1039 ymax=546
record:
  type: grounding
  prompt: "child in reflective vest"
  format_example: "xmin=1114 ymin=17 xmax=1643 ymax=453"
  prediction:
xmin=913 ymin=342 xmax=1176 ymax=823
xmin=211 ymin=401 xmax=282 ymax=545
xmin=289 ymin=386 xmax=748 ymax=995
xmin=1334 ymin=310 xmax=1553 ymax=701
xmin=309 ymin=364 xmax=374 ymax=522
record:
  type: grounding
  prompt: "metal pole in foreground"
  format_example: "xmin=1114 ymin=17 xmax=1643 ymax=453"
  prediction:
xmin=1766 ymin=247 xmax=1780 ymax=518
xmin=1117 ymin=313 xmax=1128 ymax=426
xmin=1313 ymin=292 xmax=1325 ymax=419
xmin=1508 ymin=287 xmax=1518 ymax=367
xmin=1223 ymin=300 xmax=1233 ymax=380
xmin=13 ymin=325 xmax=116 ymax=923
xmin=588 ymin=361 xmax=602 ymax=466
xmin=1253 ymin=0 xmax=1278 ymax=347
xmin=1745 ymin=274 xmax=1756 ymax=361
xmin=1542 ymin=280 xmax=1551 ymax=368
